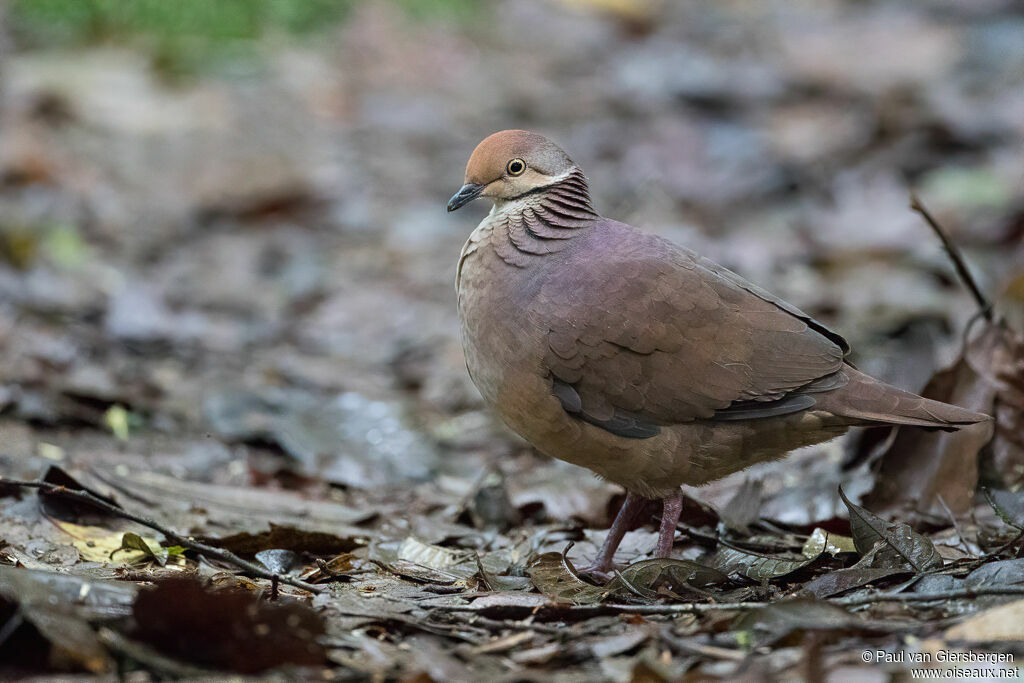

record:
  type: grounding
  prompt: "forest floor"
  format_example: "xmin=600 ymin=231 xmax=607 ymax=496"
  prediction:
xmin=1 ymin=1 xmax=1023 ymax=679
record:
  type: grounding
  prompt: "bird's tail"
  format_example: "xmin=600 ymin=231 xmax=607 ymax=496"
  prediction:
xmin=815 ymin=365 xmax=991 ymax=431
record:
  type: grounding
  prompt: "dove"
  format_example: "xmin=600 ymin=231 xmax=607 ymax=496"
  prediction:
xmin=448 ymin=130 xmax=990 ymax=575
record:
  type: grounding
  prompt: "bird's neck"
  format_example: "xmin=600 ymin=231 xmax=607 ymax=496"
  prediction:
xmin=485 ymin=169 xmax=598 ymax=267
xmin=494 ymin=168 xmax=597 ymax=218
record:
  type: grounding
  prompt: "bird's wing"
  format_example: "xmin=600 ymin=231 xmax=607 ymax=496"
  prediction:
xmin=541 ymin=233 xmax=847 ymax=437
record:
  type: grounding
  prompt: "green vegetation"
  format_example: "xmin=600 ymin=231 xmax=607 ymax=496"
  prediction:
xmin=8 ymin=0 xmax=479 ymax=79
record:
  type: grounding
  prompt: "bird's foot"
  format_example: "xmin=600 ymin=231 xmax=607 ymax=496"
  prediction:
xmin=581 ymin=492 xmax=651 ymax=583
xmin=575 ymin=562 xmax=616 ymax=584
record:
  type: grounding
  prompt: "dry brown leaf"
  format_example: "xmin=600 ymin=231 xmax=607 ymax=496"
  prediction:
xmin=865 ymin=321 xmax=1009 ymax=517
xmin=946 ymin=599 xmax=1024 ymax=641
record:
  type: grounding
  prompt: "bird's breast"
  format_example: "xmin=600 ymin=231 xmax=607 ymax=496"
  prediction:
xmin=456 ymin=220 xmax=549 ymax=411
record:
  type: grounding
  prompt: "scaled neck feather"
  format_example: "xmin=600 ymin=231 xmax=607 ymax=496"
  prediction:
xmin=488 ymin=168 xmax=598 ymax=267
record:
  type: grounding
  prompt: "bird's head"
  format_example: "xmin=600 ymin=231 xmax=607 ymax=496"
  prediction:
xmin=447 ymin=130 xmax=577 ymax=212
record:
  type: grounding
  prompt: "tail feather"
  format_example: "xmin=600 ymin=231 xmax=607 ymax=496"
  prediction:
xmin=814 ymin=365 xmax=990 ymax=431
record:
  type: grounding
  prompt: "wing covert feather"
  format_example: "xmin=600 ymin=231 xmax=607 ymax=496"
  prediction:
xmin=540 ymin=234 xmax=846 ymax=427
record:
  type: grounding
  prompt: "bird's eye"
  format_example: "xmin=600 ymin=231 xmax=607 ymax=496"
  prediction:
xmin=506 ymin=158 xmax=526 ymax=176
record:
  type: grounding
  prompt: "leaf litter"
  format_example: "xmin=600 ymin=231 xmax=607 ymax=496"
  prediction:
xmin=1 ymin=0 xmax=1023 ymax=680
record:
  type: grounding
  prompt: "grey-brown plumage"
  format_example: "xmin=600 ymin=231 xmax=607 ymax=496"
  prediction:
xmin=449 ymin=130 xmax=990 ymax=573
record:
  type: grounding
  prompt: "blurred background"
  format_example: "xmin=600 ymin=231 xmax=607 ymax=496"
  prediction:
xmin=0 ymin=0 xmax=1022 ymax=515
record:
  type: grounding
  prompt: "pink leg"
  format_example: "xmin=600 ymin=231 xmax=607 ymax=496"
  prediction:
xmin=583 ymin=493 xmax=650 ymax=575
xmin=655 ymin=488 xmax=683 ymax=557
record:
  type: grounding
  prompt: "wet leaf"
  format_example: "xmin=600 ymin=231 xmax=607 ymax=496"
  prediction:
xmin=839 ymin=486 xmax=942 ymax=572
xmin=985 ymin=488 xmax=1024 ymax=530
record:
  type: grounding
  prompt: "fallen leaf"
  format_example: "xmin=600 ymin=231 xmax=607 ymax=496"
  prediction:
xmin=865 ymin=318 xmax=1019 ymax=516
xmin=964 ymin=559 xmax=1024 ymax=588
xmin=300 ymin=553 xmax=354 ymax=583
xmin=526 ymin=551 xmax=607 ymax=605
xmin=613 ymin=558 xmax=728 ymax=593
xmin=733 ymin=599 xmax=873 ymax=647
xmin=38 ymin=466 xmax=121 ymax=524
xmin=801 ymin=567 xmax=910 ymax=598
xmin=840 ymin=487 xmax=942 ymax=572
xmin=132 ymin=578 xmax=326 ymax=673
xmin=110 ymin=532 xmax=167 ymax=566
xmin=254 ymin=549 xmax=298 ymax=574
xmin=386 ymin=559 xmax=466 ymax=585
xmin=397 ymin=536 xmax=471 ymax=570
xmin=0 ymin=566 xmax=137 ymax=673
xmin=51 ymin=520 xmax=163 ymax=566
xmin=710 ymin=544 xmax=821 ymax=581
xmin=946 ymin=599 xmax=1024 ymax=641
xmin=802 ymin=528 xmax=857 ymax=558
xmin=200 ymin=523 xmax=360 ymax=556
xmin=717 ymin=478 xmax=764 ymax=533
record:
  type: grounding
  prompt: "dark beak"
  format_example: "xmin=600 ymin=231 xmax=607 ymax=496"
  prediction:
xmin=447 ymin=183 xmax=484 ymax=212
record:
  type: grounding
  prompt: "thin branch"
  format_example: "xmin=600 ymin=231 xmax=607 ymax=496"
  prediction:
xmin=833 ymin=584 xmax=1024 ymax=607
xmin=436 ymin=584 xmax=1024 ymax=616
xmin=910 ymin=192 xmax=992 ymax=321
xmin=936 ymin=494 xmax=973 ymax=557
xmin=0 ymin=477 xmax=325 ymax=595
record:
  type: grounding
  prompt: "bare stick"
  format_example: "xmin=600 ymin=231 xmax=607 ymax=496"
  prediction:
xmin=433 ymin=584 xmax=1024 ymax=616
xmin=0 ymin=477 xmax=325 ymax=595
xmin=910 ymin=192 xmax=992 ymax=320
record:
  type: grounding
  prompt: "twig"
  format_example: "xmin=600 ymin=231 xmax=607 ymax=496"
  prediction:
xmin=437 ymin=584 xmax=1024 ymax=616
xmin=936 ymin=494 xmax=974 ymax=557
xmin=910 ymin=192 xmax=992 ymax=321
xmin=474 ymin=551 xmax=494 ymax=592
xmin=0 ymin=477 xmax=325 ymax=595
xmin=833 ymin=584 xmax=1024 ymax=607
xmin=464 ymin=614 xmax=566 ymax=635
